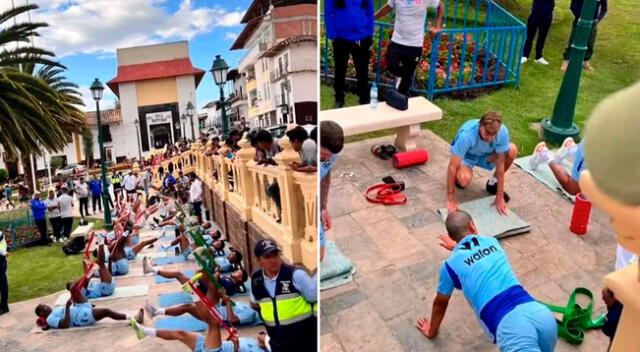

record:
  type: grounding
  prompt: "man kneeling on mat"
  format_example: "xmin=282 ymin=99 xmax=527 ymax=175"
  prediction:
xmin=35 ymin=285 xmax=143 ymax=330
xmin=132 ymin=275 xmax=268 ymax=352
xmin=416 ymin=211 xmax=557 ymax=351
xmin=447 ymin=112 xmax=518 ymax=215
xmin=74 ymin=243 xmax=115 ymax=299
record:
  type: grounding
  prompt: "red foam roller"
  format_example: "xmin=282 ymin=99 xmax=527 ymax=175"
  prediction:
xmin=570 ymin=193 xmax=592 ymax=235
xmin=392 ymin=149 xmax=429 ymax=169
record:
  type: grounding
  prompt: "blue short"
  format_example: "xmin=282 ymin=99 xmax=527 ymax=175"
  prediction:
xmin=73 ymin=302 xmax=95 ymax=326
xmin=84 ymin=278 xmax=116 ymax=299
xmin=496 ymin=301 xmax=557 ymax=352
xmin=130 ymin=235 xmax=140 ymax=246
xmin=124 ymin=247 xmax=136 ymax=261
xmin=111 ymin=258 xmax=129 ymax=276
xmin=181 ymin=246 xmax=193 ymax=260
xmin=320 ymin=225 xmax=326 ymax=248
xmin=193 ymin=334 xmax=231 ymax=352
xmin=462 ymin=155 xmax=496 ymax=171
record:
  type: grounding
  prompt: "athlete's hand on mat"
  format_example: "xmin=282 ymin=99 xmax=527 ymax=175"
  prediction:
xmin=446 ymin=199 xmax=459 ymax=214
xmin=321 ymin=209 xmax=332 ymax=231
xmin=494 ymin=196 xmax=507 ymax=216
xmin=437 ymin=234 xmax=456 ymax=251
xmin=416 ymin=317 xmax=437 ymax=338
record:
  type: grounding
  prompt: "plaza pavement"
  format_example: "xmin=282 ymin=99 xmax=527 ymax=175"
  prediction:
xmin=0 ymin=221 xmax=264 ymax=352
xmin=321 ymin=129 xmax=615 ymax=352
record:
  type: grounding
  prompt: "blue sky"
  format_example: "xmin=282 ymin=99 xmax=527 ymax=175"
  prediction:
xmin=2 ymin=0 xmax=254 ymax=111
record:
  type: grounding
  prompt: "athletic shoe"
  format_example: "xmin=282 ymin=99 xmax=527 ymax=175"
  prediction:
xmin=560 ymin=60 xmax=568 ymax=72
xmin=142 ymin=257 xmax=154 ymax=274
xmin=534 ymin=57 xmax=549 ymax=65
xmin=520 ymin=56 xmax=528 ymax=64
xmin=529 ymin=142 xmax=554 ymax=171
xmin=153 ymin=217 xmax=160 ymax=225
xmin=485 ymin=180 xmax=511 ymax=203
xmin=160 ymin=242 xmax=171 ymax=250
xmin=49 ymin=235 xmax=57 ymax=243
xmin=130 ymin=318 xmax=145 ymax=340
xmin=148 ymin=223 xmax=157 ymax=230
xmin=554 ymin=137 xmax=576 ymax=163
xmin=0 ymin=307 xmax=9 ymax=316
xmin=144 ymin=301 xmax=159 ymax=318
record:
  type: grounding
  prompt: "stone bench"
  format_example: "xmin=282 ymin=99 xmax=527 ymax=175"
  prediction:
xmin=69 ymin=223 xmax=94 ymax=239
xmin=320 ymin=96 xmax=443 ymax=151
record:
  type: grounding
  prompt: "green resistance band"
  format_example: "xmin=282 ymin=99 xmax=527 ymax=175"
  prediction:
xmin=539 ymin=287 xmax=606 ymax=345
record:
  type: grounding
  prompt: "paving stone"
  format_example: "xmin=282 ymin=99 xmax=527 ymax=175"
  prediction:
xmin=350 ymin=206 xmax=395 ymax=228
xmin=330 ymin=214 xmax=365 ymax=240
xmin=320 ymin=332 xmax=345 ymax=352
xmin=399 ymin=210 xmax=441 ymax=230
xmin=322 ymin=288 xmax=368 ymax=316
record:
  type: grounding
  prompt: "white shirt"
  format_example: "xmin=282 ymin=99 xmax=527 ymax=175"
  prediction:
xmin=123 ymin=175 xmax=138 ymax=191
xmin=58 ymin=194 xmax=74 ymax=218
xmin=74 ymin=182 xmax=89 ymax=198
xmin=189 ymin=179 xmax=203 ymax=203
xmin=44 ymin=197 xmax=61 ymax=218
xmin=389 ymin=0 xmax=440 ymax=47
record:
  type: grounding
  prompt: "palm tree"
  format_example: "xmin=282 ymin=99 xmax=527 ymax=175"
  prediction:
xmin=0 ymin=4 xmax=86 ymax=157
xmin=1 ymin=4 xmax=86 ymax=190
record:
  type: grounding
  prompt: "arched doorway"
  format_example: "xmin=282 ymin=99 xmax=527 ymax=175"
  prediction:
xmin=150 ymin=125 xmax=172 ymax=149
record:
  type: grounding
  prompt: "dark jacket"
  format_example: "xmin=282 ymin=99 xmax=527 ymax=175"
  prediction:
xmin=571 ymin=0 xmax=607 ymax=21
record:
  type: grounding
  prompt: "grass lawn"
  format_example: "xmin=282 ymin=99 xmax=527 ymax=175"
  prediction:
xmin=320 ymin=0 xmax=640 ymax=153
xmin=6 ymin=216 xmax=106 ymax=303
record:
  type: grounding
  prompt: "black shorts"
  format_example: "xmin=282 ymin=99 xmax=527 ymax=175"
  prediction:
xmin=386 ymin=41 xmax=423 ymax=77
xmin=126 ymin=189 xmax=136 ymax=194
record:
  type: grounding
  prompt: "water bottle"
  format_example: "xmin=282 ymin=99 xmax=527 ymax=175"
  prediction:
xmin=370 ymin=83 xmax=378 ymax=109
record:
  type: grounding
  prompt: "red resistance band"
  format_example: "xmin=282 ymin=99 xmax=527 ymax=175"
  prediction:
xmin=73 ymin=262 xmax=95 ymax=299
xmin=186 ymin=280 xmax=237 ymax=340
xmin=84 ymin=231 xmax=95 ymax=258
xmin=365 ymin=183 xmax=407 ymax=205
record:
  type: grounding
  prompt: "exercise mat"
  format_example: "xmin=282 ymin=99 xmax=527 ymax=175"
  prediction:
xmin=320 ymin=241 xmax=356 ymax=291
xmin=514 ymin=155 xmax=576 ymax=203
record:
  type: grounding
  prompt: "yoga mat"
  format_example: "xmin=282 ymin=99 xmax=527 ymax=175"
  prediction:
xmin=153 ymin=255 xmax=188 ymax=266
xmin=54 ymin=285 xmax=149 ymax=306
xmin=30 ymin=320 xmax=124 ymax=334
xmin=514 ymin=155 xmax=576 ymax=203
xmin=132 ymin=251 xmax=166 ymax=260
xmin=155 ymin=315 xmax=207 ymax=332
xmin=321 ymin=241 xmax=356 ymax=291
xmin=154 ymin=270 xmax=196 ymax=284
xmin=157 ymin=244 xmax=180 ymax=253
xmin=159 ymin=291 xmax=193 ymax=307
xmin=437 ymin=197 xmax=530 ymax=239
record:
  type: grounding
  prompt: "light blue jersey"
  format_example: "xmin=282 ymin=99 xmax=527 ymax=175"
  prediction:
xmin=451 ymin=119 xmax=511 ymax=170
xmin=571 ymin=140 xmax=586 ymax=182
xmin=215 ymin=302 xmax=261 ymax=325
xmin=111 ymin=258 xmax=129 ymax=276
xmin=193 ymin=336 xmax=267 ymax=352
xmin=437 ymin=235 xmax=534 ymax=341
xmin=46 ymin=302 xmax=94 ymax=328
xmin=215 ymin=257 xmax=233 ymax=272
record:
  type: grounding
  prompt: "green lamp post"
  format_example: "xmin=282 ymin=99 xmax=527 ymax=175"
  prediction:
xmin=186 ymin=101 xmax=196 ymax=140
xmin=90 ymin=78 xmax=113 ymax=230
xmin=541 ymin=0 xmax=598 ymax=143
xmin=210 ymin=55 xmax=230 ymax=139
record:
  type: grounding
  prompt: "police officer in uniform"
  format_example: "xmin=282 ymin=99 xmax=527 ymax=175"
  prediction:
xmin=250 ymin=239 xmax=317 ymax=351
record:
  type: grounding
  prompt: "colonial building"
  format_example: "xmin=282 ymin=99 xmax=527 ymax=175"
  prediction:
xmin=231 ymin=0 xmax=317 ymax=127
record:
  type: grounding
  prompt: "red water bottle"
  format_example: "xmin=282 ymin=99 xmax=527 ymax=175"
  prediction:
xmin=570 ymin=193 xmax=591 ymax=235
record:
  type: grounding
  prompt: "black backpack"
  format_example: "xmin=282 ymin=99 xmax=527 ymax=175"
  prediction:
xmin=62 ymin=236 xmax=86 ymax=256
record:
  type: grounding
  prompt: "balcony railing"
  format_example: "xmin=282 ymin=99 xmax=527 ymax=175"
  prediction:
xmin=269 ymin=59 xmax=317 ymax=82
xmin=150 ymin=131 xmax=318 ymax=270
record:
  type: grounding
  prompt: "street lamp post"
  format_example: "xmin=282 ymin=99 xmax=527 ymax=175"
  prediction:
xmin=210 ymin=55 xmax=230 ymax=139
xmin=540 ymin=0 xmax=598 ymax=143
xmin=180 ymin=113 xmax=187 ymax=141
xmin=186 ymin=101 xmax=195 ymax=141
xmin=90 ymin=78 xmax=112 ymax=230
xmin=134 ymin=118 xmax=142 ymax=161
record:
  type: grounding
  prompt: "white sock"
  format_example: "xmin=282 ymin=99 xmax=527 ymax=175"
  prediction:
xmin=487 ymin=177 xmax=497 ymax=186
xmin=156 ymin=308 xmax=165 ymax=315
xmin=541 ymin=149 xmax=554 ymax=164
xmin=126 ymin=313 xmax=134 ymax=320
xmin=141 ymin=326 xmax=156 ymax=337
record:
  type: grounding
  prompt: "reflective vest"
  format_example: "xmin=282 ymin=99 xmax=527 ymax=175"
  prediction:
xmin=251 ymin=264 xmax=316 ymax=351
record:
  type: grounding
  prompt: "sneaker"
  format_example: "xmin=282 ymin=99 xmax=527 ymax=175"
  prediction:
xmin=554 ymin=137 xmax=576 ymax=163
xmin=485 ymin=180 xmax=511 ymax=203
xmin=0 ymin=307 xmax=9 ymax=316
xmin=583 ymin=61 xmax=595 ymax=72
xmin=49 ymin=235 xmax=57 ymax=243
xmin=534 ymin=57 xmax=549 ymax=65
xmin=149 ymin=223 xmax=157 ymax=230
xmin=560 ymin=60 xmax=568 ymax=72
xmin=130 ymin=318 xmax=145 ymax=340
xmin=144 ymin=301 xmax=159 ymax=318
xmin=142 ymin=257 xmax=154 ymax=274
xmin=529 ymin=142 xmax=554 ymax=171
xmin=520 ymin=56 xmax=528 ymax=64
xmin=153 ymin=217 xmax=160 ymax=225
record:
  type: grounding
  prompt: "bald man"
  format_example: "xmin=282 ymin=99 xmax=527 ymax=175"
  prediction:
xmin=417 ymin=211 xmax=557 ymax=351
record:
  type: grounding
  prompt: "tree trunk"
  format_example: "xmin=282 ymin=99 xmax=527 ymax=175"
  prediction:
xmin=22 ymin=154 xmax=34 ymax=194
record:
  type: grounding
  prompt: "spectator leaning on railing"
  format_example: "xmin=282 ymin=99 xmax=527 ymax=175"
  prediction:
xmin=287 ymin=126 xmax=318 ymax=173
xmin=255 ymin=130 xmax=283 ymax=222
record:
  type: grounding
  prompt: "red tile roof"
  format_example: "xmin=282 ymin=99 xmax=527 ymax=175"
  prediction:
xmin=107 ymin=58 xmax=206 ymax=97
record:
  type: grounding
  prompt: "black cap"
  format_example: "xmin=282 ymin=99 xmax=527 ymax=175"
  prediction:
xmin=254 ymin=238 xmax=280 ymax=257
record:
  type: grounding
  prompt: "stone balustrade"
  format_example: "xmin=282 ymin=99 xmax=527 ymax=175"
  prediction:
xmin=149 ymin=130 xmax=318 ymax=271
